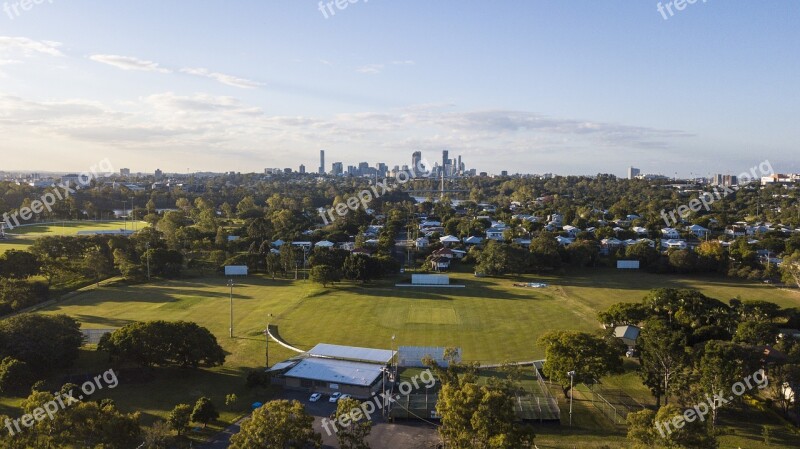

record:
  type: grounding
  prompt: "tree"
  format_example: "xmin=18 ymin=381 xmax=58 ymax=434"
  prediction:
xmin=668 ymin=249 xmax=697 ymax=273
xmin=476 ymin=240 xmax=514 ymax=276
xmin=781 ymin=251 xmax=800 ymax=288
xmin=167 ymin=403 xmax=192 ymax=436
xmin=732 ymin=321 xmax=778 ymax=346
xmin=0 ymin=250 xmax=41 ymax=279
xmin=538 ymin=331 xmax=622 ymax=393
xmin=0 ymin=314 xmax=83 ymax=373
xmin=99 ymin=321 xmax=225 ymax=368
xmin=83 ymin=247 xmax=111 ymax=287
xmin=230 ymin=400 xmax=321 ymax=449
xmin=653 ymin=404 xmax=718 ymax=449
xmin=694 ymin=341 xmax=743 ymax=427
xmin=191 ymin=397 xmax=219 ymax=429
xmin=598 ymin=302 xmax=648 ymax=327
xmin=333 ymin=397 xmax=372 ymax=449
xmin=0 ymin=357 xmax=34 ymax=396
xmin=637 ymin=318 xmax=688 ymax=406
xmin=625 ymin=242 xmax=660 ymax=268
xmin=433 ymin=362 xmax=535 ymax=449
xmin=626 ymin=409 xmax=659 ymax=449
xmin=310 ymin=264 xmax=340 ymax=287
xmin=142 ymin=421 xmax=171 ymax=449
xmin=529 ymin=233 xmax=562 ymax=272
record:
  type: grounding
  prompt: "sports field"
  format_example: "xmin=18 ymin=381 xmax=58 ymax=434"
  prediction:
xmin=26 ymin=268 xmax=800 ymax=447
xmin=0 ymin=220 xmax=148 ymax=253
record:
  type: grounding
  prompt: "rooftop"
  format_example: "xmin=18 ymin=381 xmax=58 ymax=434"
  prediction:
xmin=284 ymin=358 xmax=384 ymax=387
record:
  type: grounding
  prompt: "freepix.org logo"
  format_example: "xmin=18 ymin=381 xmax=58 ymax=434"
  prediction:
xmin=3 ymin=0 xmax=55 ymax=20
xmin=2 ymin=158 xmax=114 ymax=230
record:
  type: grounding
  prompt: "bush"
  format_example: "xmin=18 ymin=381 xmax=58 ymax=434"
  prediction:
xmin=246 ymin=370 xmax=271 ymax=389
xmin=0 ymin=357 xmax=35 ymax=395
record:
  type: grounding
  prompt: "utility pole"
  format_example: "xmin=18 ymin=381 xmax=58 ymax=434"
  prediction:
xmin=263 ymin=327 xmax=270 ymax=367
xmin=568 ymin=371 xmax=576 ymax=426
xmin=145 ymin=242 xmax=151 ymax=280
xmin=228 ymin=280 xmax=234 ymax=338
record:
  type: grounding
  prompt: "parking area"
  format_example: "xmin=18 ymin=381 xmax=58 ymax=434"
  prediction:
xmin=281 ymin=390 xmax=441 ymax=449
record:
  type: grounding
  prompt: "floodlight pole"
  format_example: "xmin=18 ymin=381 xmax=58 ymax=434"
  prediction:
xmin=568 ymin=370 xmax=576 ymax=426
xmin=263 ymin=327 xmax=270 ymax=368
xmin=228 ymin=280 xmax=234 ymax=338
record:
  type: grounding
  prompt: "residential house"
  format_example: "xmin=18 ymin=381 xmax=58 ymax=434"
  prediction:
xmin=688 ymin=224 xmax=709 ymax=238
xmin=432 ymin=248 xmax=455 ymax=259
xmin=431 ymin=257 xmax=451 ymax=271
xmin=661 ymin=228 xmax=680 ymax=239
xmin=632 ymin=227 xmax=649 ymax=237
xmin=614 ymin=325 xmax=641 ymax=349
xmin=486 ymin=227 xmax=506 ymax=241
xmin=556 ymin=236 xmax=574 ymax=246
xmin=463 ymin=236 xmax=484 ymax=246
xmin=439 ymin=235 xmax=461 ymax=246
xmin=415 ymin=237 xmax=430 ymax=249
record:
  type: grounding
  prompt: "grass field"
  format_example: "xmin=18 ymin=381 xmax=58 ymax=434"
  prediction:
xmin=21 ymin=267 xmax=800 ymax=447
xmin=0 ymin=220 xmax=148 ymax=253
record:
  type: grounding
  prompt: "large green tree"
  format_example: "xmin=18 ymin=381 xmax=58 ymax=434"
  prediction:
xmin=333 ymin=397 xmax=372 ymax=449
xmin=538 ymin=331 xmax=622 ymax=394
xmin=98 ymin=320 xmax=225 ymax=368
xmin=230 ymin=400 xmax=321 ymax=449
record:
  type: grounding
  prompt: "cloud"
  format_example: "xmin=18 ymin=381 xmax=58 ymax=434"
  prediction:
xmin=0 ymin=92 xmax=693 ymax=173
xmin=180 ymin=67 xmax=262 ymax=89
xmin=89 ymin=54 xmax=171 ymax=73
xmin=356 ymin=60 xmax=415 ymax=75
xmin=0 ymin=36 xmax=64 ymax=57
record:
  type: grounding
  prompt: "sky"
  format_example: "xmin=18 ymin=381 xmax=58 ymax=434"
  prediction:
xmin=0 ymin=0 xmax=798 ymax=177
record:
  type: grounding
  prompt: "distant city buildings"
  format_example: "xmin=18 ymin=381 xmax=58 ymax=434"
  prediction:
xmin=628 ymin=167 xmax=641 ymax=180
xmin=319 ymin=150 xmax=325 ymax=175
xmin=712 ymin=174 xmax=738 ymax=187
xmin=120 ymin=168 xmax=131 ymax=176
xmin=299 ymin=164 xmax=306 ymax=174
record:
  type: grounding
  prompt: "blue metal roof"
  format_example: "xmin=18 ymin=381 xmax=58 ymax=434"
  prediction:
xmin=284 ymin=358 xmax=384 ymax=387
xmin=307 ymin=343 xmax=394 ymax=364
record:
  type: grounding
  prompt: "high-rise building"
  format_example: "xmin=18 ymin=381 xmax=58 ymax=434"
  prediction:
xmin=299 ymin=164 xmax=306 ymax=174
xmin=154 ymin=169 xmax=163 ymax=180
xmin=457 ymin=155 xmax=462 ymax=175
xmin=412 ymin=151 xmax=422 ymax=171
xmin=332 ymin=162 xmax=343 ymax=176
xmin=120 ymin=168 xmax=131 ymax=176
xmin=319 ymin=150 xmax=325 ymax=174
xmin=628 ymin=166 xmax=641 ymax=179
xmin=442 ymin=150 xmax=449 ymax=174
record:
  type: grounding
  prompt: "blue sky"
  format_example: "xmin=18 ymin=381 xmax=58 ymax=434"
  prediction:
xmin=0 ymin=0 xmax=797 ymax=176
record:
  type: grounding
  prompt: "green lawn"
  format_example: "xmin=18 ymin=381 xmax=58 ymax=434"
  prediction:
xmin=0 ymin=220 xmax=148 ymax=253
xmin=23 ymin=267 xmax=800 ymax=446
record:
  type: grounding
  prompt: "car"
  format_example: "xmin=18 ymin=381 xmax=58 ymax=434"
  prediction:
xmin=309 ymin=393 xmax=322 ymax=402
xmin=340 ymin=394 xmax=352 ymax=401
xmin=329 ymin=392 xmax=342 ymax=403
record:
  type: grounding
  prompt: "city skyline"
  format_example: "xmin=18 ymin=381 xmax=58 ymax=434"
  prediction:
xmin=0 ymin=2 xmax=798 ymax=177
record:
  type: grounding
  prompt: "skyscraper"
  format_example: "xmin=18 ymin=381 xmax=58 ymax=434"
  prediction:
xmin=332 ymin=162 xmax=343 ymax=176
xmin=412 ymin=151 xmax=422 ymax=171
xmin=319 ymin=150 xmax=325 ymax=175
xmin=299 ymin=164 xmax=306 ymax=174
xmin=628 ymin=166 xmax=641 ymax=180
xmin=442 ymin=150 xmax=449 ymax=170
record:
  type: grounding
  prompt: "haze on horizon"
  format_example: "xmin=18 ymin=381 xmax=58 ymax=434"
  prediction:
xmin=0 ymin=1 xmax=797 ymax=177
